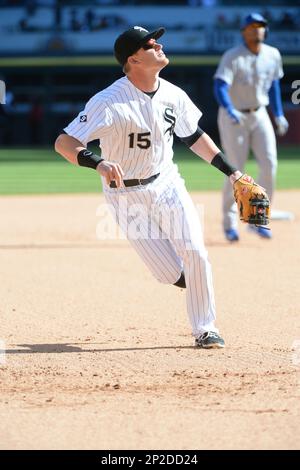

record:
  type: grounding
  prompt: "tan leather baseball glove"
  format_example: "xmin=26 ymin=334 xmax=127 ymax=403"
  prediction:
xmin=233 ymin=174 xmax=270 ymax=225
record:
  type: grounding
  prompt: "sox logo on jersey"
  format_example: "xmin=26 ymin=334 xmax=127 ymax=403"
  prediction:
xmin=164 ymin=107 xmax=176 ymax=139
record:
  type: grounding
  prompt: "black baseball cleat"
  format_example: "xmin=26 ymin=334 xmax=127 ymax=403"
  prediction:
xmin=195 ymin=331 xmax=225 ymax=349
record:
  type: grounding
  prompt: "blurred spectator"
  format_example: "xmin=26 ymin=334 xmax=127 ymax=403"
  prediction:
xmin=278 ymin=12 xmax=296 ymax=29
xmin=84 ymin=9 xmax=95 ymax=31
xmin=45 ymin=34 xmax=69 ymax=52
xmin=261 ymin=10 xmax=274 ymax=27
xmin=216 ymin=13 xmax=227 ymax=28
xmin=70 ymin=9 xmax=81 ymax=32
xmin=19 ymin=17 xmax=28 ymax=31
xmin=188 ymin=0 xmax=218 ymax=5
xmin=25 ymin=0 xmax=37 ymax=16
xmin=96 ymin=0 xmax=121 ymax=5
xmin=97 ymin=15 xmax=109 ymax=30
xmin=38 ymin=0 xmax=56 ymax=5
xmin=29 ymin=96 xmax=44 ymax=145
xmin=54 ymin=2 xmax=61 ymax=29
xmin=295 ymin=9 xmax=300 ymax=29
xmin=231 ymin=13 xmax=241 ymax=29
xmin=96 ymin=14 xmax=126 ymax=30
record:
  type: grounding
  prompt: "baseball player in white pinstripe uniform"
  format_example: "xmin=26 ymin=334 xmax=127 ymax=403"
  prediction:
xmin=214 ymin=13 xmax=289 ymax=242
xmin=55 ymin=26 xmax=256 ymax=349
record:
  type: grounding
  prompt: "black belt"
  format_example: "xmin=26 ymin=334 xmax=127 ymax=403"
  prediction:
xmin=109 ymin=173 xmax=160 ymax=188
xmin=239 ymin=107 xmax=260 ymax=113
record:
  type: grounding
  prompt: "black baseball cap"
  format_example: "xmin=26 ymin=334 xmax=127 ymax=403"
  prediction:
xmin=114 ymin=26 xmax=165 ymax=66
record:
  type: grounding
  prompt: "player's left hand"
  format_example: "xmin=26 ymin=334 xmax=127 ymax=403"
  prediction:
xmin=227 ymin=108 xmax=246 ymax=126
xmin=275 ymin=115 xmax=289 ymax=136
xmin=233 ymin=174 xmax=270 ymax=225
xmin=229 ymin=170 xmax=254 ymax=185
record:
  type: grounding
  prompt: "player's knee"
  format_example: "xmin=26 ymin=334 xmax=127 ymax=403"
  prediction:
xmin=271 ymin=159 xmax=278 ymax=175
xmin=262 ymin=158 xmax=277 ymax=174
xmin=173 ymin=272 xmax=186 ymax=289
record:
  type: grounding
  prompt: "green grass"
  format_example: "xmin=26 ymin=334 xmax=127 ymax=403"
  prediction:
xmin=0 ymin=146 xmax=299 ymax=195
xmin=176 ymin=146 xmax=300 ymax=191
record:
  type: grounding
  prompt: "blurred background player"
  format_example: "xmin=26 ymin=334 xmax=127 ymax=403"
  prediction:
xmin=214 ymin=13 xmax=289 ymax=241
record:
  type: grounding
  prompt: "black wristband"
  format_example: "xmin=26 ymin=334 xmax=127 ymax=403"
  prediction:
xmin=77 ymin=149 xmax=104 ymax=170
xmin=211 ymin=151 xmax=237 ymax=177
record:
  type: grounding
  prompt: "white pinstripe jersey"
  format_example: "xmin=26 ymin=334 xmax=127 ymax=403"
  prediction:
xmin=64 ymin=76 xmax=202 ymax=180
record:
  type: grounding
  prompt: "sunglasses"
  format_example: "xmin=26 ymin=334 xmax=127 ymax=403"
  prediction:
xmin=142 ymin=42 xmax=157 ymax=50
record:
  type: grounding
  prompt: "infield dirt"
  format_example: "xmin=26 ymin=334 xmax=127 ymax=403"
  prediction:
xmin=0 ymin=191 xmax=299 ymax=449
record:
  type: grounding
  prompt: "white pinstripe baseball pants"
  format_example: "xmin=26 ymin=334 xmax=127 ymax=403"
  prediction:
xmin=104 ymin=173 xmax=218 ymax=336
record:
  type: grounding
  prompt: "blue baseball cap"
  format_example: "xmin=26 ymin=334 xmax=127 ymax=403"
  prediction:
xmin=241 ymin=13 xmax=268 ymax=30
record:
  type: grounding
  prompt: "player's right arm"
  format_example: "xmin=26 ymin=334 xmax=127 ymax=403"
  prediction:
xmin=54 ymin=133 xmax=124 ymax=188
xmin=190 ymin=132 xmax=244 ymax=184
xmin=54 ymin=133 xmax=86 ymax=165
xmin=213 ymin=79 xmax=245 ymax=125
xmin=213 ymin=50 xmax=245 ymax=125
xmin=54 ymin=93 xmax=124 ymax=187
